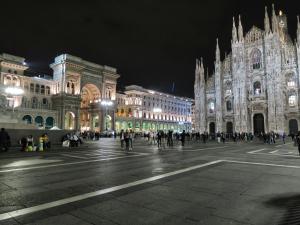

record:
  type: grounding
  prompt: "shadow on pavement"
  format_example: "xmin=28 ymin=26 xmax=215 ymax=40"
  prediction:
xmin=265 ymin=193 xmax=300 ymax=225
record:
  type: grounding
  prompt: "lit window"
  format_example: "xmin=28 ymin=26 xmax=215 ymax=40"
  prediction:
xmin=287 ymin=80 xmax=295 ymax=87
xmin=289 ymin=95 xmax=296 ymax=106
xmin=209 ymin=102 xmax=215 ymax=113
xmin=253 ymin=81 xmax=261 ymax=95
xmin=251 ymin=48 xmax=262 ymax=70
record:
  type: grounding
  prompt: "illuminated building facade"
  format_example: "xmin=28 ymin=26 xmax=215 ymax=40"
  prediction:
xmin=115 ymin=85 xmax=193 ymax=132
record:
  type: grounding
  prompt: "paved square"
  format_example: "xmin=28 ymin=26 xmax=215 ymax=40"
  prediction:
xmin=0 ymin=138 xmax=300 ymax=224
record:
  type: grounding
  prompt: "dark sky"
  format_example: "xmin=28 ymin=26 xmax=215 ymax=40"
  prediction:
xmin=0 ymin=0 xmax=299 ymax=97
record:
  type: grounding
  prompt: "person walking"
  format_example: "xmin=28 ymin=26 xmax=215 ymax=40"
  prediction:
xmin=0 ymin=128 xmax=10 ymax=152
xmin=167 ymin=130 xmax=173 ymax=147
xmin=282 ymin=132 xmax=286 ymax=144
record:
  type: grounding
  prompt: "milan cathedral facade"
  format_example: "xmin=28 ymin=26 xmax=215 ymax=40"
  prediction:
xmin=194 ymin=5 xmax=300 ymax=135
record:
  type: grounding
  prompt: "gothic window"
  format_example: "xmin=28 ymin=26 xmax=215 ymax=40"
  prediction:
xmin=251 ymin=48 xmax=262 ymax=70
xmin=226 ymin=100 xmax=232 ymax=111
xmin=287 ymin=80 xmax=296 ymax=87
xmin=253 ymin=81 xmax=261 ymax=95
xmin=208 ymin=101 xmax=215 ymax=113
xmin=289 ymin=95 xmax=296 ymax=107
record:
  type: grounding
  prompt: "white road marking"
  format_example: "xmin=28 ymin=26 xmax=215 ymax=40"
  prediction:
xmin=250 ymin=152 xmax=300 ymax=158
xmin=0 ymin=154 xmax=148 ymax=173
xmin=247 ymin=148 xmax=265 ymax=154
xmin=269 ymin=149 xmax=279 ymax=154
xmin=180 ymin=146 xmax=228 ymax=152
xmin=224 ymin=160 xmax=300 ymax=169
xmin=0 ymin=160 xmax=223 ymax=221
xmin=60 ymin=154 xmax=89 ymax=159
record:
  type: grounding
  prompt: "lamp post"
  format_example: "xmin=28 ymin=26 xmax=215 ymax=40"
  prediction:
xmin=4 ymin=86 xmax=24 ymax=113
xmin=153 ymin=108 xmax=162 ymax=131
xmin=101 ymin=100 xmax=114 ymax=131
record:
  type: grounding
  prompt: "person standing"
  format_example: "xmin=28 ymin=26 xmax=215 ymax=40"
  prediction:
xmin=129 ymin=130 xmax=134 ymax=150
xmin=181 ymin=130 xmax=186 ymax=146
xmin=157 ymin=131 xmax=162 ymax=148
xmin=0 ymin=128 xmax=10 ymax=152
xmin=296 ymin=132 xmax=300 ymax=155
xmin=120 ymin=129 xmax=125 ymax=149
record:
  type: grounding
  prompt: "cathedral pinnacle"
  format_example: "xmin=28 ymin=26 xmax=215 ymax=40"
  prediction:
xmin=232 ymin=17 xmax=238 ymax=43
xmin=272 ymin=4 xmax=278 ymax=33
xmin=264 ymin=6 xmax=271 ymax=34
xmin=297 ymin=15 xmax=300 ymax=44
xmin=238 ymin=15 xmax=244 ymax=42
xmin=216 ymin=38 xmax=220 ymax=62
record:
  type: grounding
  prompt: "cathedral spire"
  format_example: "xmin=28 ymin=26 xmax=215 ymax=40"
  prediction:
xmin=194 ymin=59 xmax=200 ymax=87
xmin=216 ymin=38 xmax=220 ymax=62
xmin=297 ymin=15 xmax=300 ymax=43
xmin=264 ymin=6 xmax=271 ymax=34
xmin=232 ymin=17 xmax=238 ymax=43
xmin=272 ymin=4 xmax=278 ymax=33
xmin=238 ymin=15 xmax=244 ymax=42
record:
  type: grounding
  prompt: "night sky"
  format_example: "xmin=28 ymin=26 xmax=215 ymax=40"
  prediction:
xmin=0 ymin=0 xmax=299 ymax=97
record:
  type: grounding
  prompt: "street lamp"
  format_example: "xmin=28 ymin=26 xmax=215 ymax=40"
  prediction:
xmin=101 ymin=100 xmax=114 ymax=131
xmin=153 ymin=108 xmax=162 ymax=131
xmin=4 ymin=86 xmax=24 ymax=113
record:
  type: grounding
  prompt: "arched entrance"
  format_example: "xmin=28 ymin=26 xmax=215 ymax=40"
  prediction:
xmin=35 ymin=116 xmax=44 ymax=127
xmin=253 ymin=114 xmax=264 ymax=135
xmin=65 ymin=111 xmax=75 ymax=130
xmin=81 ymin=84 xmax=101 ymax=131
xmin=226 ymin=122 xmax=233 ymax=134
xmin=289 ymin=119 xmax=298 ymax=135
xmin=45 ymin=117 xmax=54 ymax=129
xmin=209 ymin=122 xmax=215 ymax=134
xmin=22 ymin=115 xmax=32 ymax=124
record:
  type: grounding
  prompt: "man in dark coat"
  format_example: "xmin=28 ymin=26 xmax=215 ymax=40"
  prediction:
xmin=0 ymin=128 xmax=10 ymax=152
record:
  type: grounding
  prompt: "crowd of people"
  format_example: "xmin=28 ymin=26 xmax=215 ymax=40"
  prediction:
xmin=2 ymin=126 xmax=300 ymax=154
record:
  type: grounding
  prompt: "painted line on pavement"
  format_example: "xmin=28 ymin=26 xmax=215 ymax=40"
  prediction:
xmin=224 ymin=160 xmax=300 ymax=169
xmin=249 ymin=152 xmax=299 ymax=158
xmin=269 ymin=149 xmax=279 ymax=154
xmin=0 ymin=154 xmax=148 ymax=173
xmin=0 ymin=160 xmax=223 ymax=221
xmin=179 ymin=146 xmax=228 ymax=152
xmin=60 ymin=154 xmax=89 ymax=159
xmin=247 ymin=148 xmax=265 ymax=154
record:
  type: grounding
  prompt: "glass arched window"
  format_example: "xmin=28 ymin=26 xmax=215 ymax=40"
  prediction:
xmin=226 ymin=100 xmax=232 ymax=111
xmin=30 ymin=83 xmax=34 ymax=93
xmin=32 ymin=97 xmax=38 ymax=109
xmin=289 ymin=95 xmax=296 ymax=107
xmin=22 ymin=115 xmax=32 ymax=124
xmin=46 ymin=86 xmax=50 ymax=95
xmin=209 ymin=101 xmax=215 ymax=113
xmin=253 ymin=81 xmax=261 ymax=95
xmin=41 ymin=85 xmax=45 ymax=94
xmin=251 ymin=48 xmax=262 ymax=70
xmin=35 ymin=84 xmax=40 ymax=94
